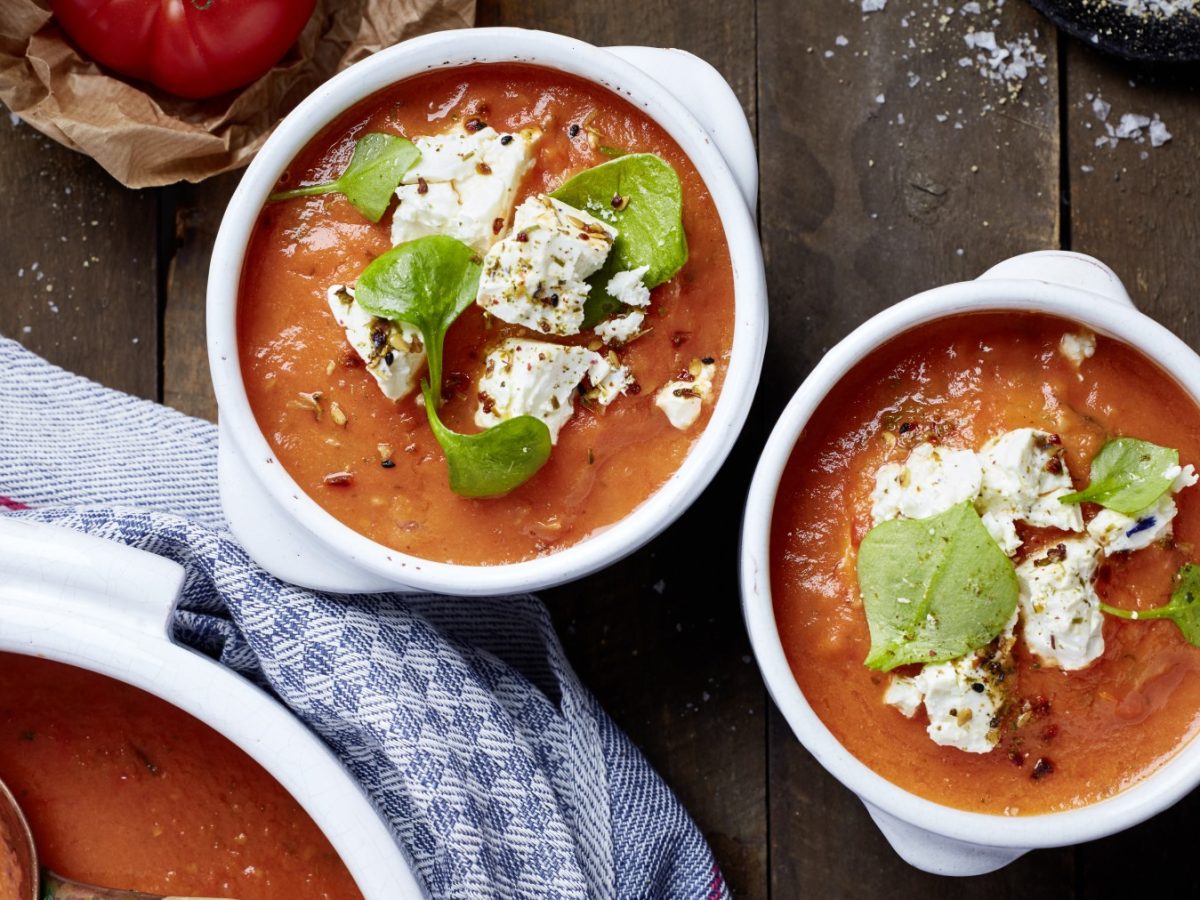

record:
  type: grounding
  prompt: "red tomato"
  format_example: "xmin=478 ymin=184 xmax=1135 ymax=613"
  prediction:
xmin=52 ymin=0 xmax=317 ymax=99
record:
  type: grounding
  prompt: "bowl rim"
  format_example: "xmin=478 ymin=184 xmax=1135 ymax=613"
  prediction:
xmin=740 ymin=275 xmax=1200 ymax=849
xmin=207 ymin=27 xmax=767 ymax=594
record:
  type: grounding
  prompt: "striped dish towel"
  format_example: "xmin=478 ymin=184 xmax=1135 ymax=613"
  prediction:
xmin=0 ymin=335 xmax=727 ymax=900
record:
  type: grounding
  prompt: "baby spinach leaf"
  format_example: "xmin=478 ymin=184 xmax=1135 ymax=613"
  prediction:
xmin=1060 ymin=437 xmax=1179 ymax=515
xmin=420 ymin=382 xmax=552 ymax=498
xmin=550 ymin=153 xmax=687 ymax=327
xmin=269 ymin=132 xmax=420 ymax=223
xmin=355 ymin=235 xmax=481 ymax=391
xmin=858 ymin=502 xmax=1019 ymax=671
xmin=1102 ymin=562 xmax=1200 ymax=646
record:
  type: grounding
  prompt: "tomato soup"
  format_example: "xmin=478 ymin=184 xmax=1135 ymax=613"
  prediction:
xmin=0 ymin=653 xmax=360 ymax=898
xmin=238 ymin=64 xmax=735 ymax=565
xmin=771 ymin=312 xmax=1200 ymax=814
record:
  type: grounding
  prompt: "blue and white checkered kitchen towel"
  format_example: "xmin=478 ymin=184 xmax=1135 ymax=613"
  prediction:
xmin=0 ymin=335 xmax=728 ymax=900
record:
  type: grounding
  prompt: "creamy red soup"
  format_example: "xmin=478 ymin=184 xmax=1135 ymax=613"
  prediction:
xmin=771 ymin=311 xmax=1200 ymax=814
xmin=0 ymin=653 xmax=360 ymax=898
xmin=239 ymin=64 xmax=735 ymax=565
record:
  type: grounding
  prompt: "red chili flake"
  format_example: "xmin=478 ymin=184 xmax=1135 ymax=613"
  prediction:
xmin=476 ymin=162 xmax=492 ymax=176
xmin=611 ymin=193 xmax=629 ymax=211
xmin=1030 ymin=696 xmax=1052 ymax=717
xmin=671 ymin=331 xmax=691 ymax=348
xmin=492 ymin=217 xmax=505 ymax=235
xmin=340 ymin=349 xmax=363 ymax=368
xmin=516 ymin=231 xmax=529 ymax=243
xmin=465 ymin=117 xmax=487 ymax=133
xmin=578 ymin=232 xmax=591 ymax=241
xmin=1044 ymin=456 xmax=1063 ymax=474
xmin=628 ymin=382 xmax=642 ymax=395
xmin=1040 ymin=724 xmax=1060 ymax=742
xmin=1031 ymin=757 xmax=1055 ymax=780
xmin=417 ymin=176 xmax=429 ymax=195
xmin=676 ymin=369 xmax=696 ymax=382
xmin=478 ymin=391 xmax=496 ymax=415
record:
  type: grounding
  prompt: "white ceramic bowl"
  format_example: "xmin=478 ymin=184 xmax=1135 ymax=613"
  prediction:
xmin=207 ymin=28 xmax=767 ymax=595
xmin=740 ymin=251 xmax=1200 ymax=876
xmin=0 ymin=517 xmax=424 ymax=899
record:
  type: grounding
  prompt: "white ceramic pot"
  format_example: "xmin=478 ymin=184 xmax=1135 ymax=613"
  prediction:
xmin=0 ymin=517 xmax=424 ymax=899
xmin=208 ymin=28 xmax=767 ymax=595
xmin=740 ymin=250 xmax=1200 ymax=876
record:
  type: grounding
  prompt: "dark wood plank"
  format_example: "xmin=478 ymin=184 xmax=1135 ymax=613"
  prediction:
xmin=0 ymin=115 xmax=159 ymax=400
xmin=757 ymin=1 xmax=1071 ymax=893
xmin=1063 ymin=39 xmax=1200 ymax=895
xmin=475 ymin=2 xmax=767 ymax=896
xmin=163 ymin=174 xmax=241 ymax=422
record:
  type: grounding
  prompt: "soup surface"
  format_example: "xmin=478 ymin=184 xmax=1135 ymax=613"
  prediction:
xmin=239 ymin=64 xmax=735 ymax=565
xmin=771 ymin=312 xmax=1200 ymax=814
xmin=0 ymin=653 xmax=360 ymax=898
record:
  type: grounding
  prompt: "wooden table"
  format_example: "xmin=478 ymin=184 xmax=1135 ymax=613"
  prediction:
xmin=3 ymin=1 xmax=1197 ymax=895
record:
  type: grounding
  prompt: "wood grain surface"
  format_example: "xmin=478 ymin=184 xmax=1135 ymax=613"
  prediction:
xmin=3 ymin=1 xmax=1199 ymax=896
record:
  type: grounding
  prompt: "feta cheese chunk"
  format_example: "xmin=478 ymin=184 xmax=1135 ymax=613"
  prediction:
xmin=977 ymin=428 xmax=1082 ymax=555
xmin=594 ymin=309 xmax=646 ymax=346
xmin=1059 ymin=332 xmax=1096 ymax=368
xmin=392 ymin=125 xmax=539 ymax=254
xmin=885 ymin=613 xmax=1017 ymax=754
xmin=870 ymin=443 xmax=982 ymax=525
xmin=476 ymin=195 xmax=617 ymax=336
xmin=585 ymin=351 xmax=635 ymax=408
xmin=474 ymin=339 xmax=597 ymax=443
xmin=655 ymin=358 xmax=717 ymax=430
xmin=326 ymin=284 xmax=424 ymax=401
xmin=605 ymin=265 xmax=652 ymax=308
xmin=1087 ymin=464 xmax=1198 ymax=555
xmin=1017 ymin=537 xmax=1105 ymax=670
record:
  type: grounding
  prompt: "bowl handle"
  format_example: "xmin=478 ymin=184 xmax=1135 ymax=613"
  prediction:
xmin=0 ymin=517 xmax=184 ymax=635
xmin=862 ymin=801 xmax=1030 ymax=876
xmin=977 ymin=250 xmax=1135 ymax=308
xmin=218 ymin=419 xmax=406 ymax=594
xmin=603 ymin=46 xmax=758 ymax=214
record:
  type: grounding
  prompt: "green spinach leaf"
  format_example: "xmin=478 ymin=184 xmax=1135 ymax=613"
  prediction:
xmin=858 ymin=501 xmax=1019 ymax=671
xmin=1060 ymin=437 xmax=1179 ymax=515
xmin=420 ymin=382 xmax=552 ymax=498
xmin=269 ymin=133 xmax=420 ymax=223
xmin=1102 ymin=562 xmax=1200 ymax=646
xmin=550 ymin=153 xmax=687 ymax=327
xmin=355 ymin=235 xmax=481 ymax=391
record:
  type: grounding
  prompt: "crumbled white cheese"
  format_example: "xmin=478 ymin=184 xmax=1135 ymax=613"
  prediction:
xmin=870 ymin=443 xmax=982 ymax=525
xmin=474 ymin=339 xmax=596 ymax=443
xmin=606 ymin=266 xmax=652 ymax=308
xmin=1087 ymin=464 xmax=1198 ymax=555
xmin=392 ymin=125 xmax=539 ymax=254
xmin=585 ymin=351 xmax=635 ymax=408
xmin=655 ymin=358 xmax=717 ymax=430
xmin=475 ymin=195 xmax=616 ymax=336
xmin=1017 ymin=537 xmax=1105 ymax=670
xmin=1059 ymin=332 xmax=1096 ymax=368
xmin=326 ymin=284 xmax=424 ymax=401
xmin=885 ymin=612 xmax=1017 ymax=754
xmin=977 ymin=428 xmax=1083 ymax=555
xmin=594 ymin=310 xmax=646 ymax=346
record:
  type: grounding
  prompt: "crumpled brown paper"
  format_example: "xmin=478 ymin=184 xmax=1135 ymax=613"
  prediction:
xmin=0 ymin=0 xmax=475 ymax=188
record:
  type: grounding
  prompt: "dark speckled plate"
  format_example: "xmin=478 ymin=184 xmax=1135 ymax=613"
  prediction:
xmin=1031 ymin=0 xmax=1200 ymax=62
